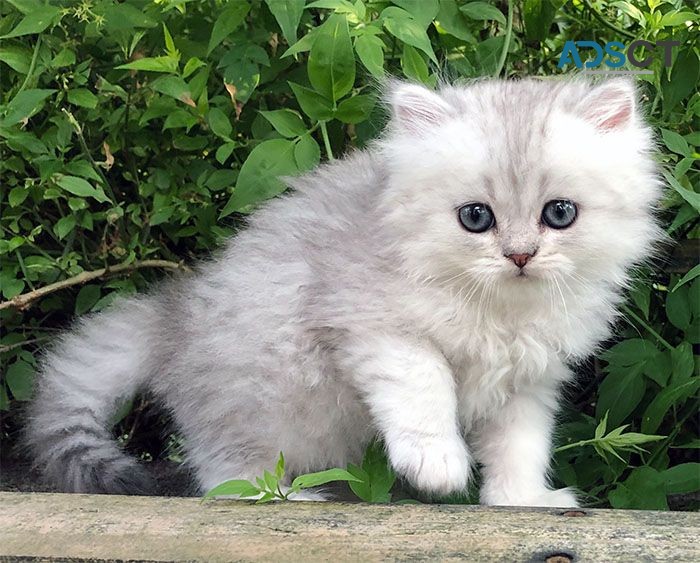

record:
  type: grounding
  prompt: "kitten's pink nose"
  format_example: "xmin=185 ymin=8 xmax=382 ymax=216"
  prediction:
xmin=507 ymin=253 xmax=532 ymax=268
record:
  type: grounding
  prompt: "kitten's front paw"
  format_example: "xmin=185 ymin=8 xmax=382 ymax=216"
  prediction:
xmin=481 ymin=487 xmax=579 ymax=508
xmin=388 ymin=434 xmax=471 ymax=496
xmin=530 ymin=488 xmax=579 ymax=508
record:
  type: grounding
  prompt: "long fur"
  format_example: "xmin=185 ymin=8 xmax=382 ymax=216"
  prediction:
xmin=25 ymin=78 xmax=663 ymax=505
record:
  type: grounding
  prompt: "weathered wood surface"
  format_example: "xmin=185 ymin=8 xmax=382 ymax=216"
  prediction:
xmin=0 ymin=492 xmax=697 ymax=562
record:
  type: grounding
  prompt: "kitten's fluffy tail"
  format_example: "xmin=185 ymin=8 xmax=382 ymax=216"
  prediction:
xmin=25 ymin=297 xmax=161 ymax=494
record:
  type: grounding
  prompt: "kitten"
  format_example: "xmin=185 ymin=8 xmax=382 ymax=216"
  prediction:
xmin=26 ymin=78 xmax=662 ymax=505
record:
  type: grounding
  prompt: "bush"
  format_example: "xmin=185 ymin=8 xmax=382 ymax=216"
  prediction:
xmin=0 ymin=0 xmax=697 ymax=509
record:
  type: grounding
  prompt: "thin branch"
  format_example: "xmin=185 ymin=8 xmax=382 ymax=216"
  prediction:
xmin=582 ymin=0 xmax=636 ymax=40
xmin=17 ymin=36 xmax=41 ymax=95
xmin=61 ymin=109 xmax=120 ymax=206
xmin=621 ymin=304 xmax=674 ymax=351
xmin=320 ymin=121 xmax=334 ymax=160
xmin=0 ymin=259 xmax=190 ymax=312
xmin=0 ymin=337 xmax=51 ymax=354
xmin=494 ymin=0 xmax=514 ymax=77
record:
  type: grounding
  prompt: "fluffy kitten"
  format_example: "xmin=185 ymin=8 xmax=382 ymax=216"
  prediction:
xmin=26 ymin=78 xmax=662 ymax=505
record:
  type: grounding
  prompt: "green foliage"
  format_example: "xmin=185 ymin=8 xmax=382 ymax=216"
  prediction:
xmin=0 ymin=0 xmax=697 ymax=509
xmin=203 ymin=452 xmax=361 ymax=503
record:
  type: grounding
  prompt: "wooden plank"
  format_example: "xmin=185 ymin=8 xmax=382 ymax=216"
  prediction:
xmin=0 ymin=492 xmax=697 ymax=562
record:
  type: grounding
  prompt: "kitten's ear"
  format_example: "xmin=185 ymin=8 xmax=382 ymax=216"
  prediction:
xmin=389 ymin=82 xmax=453 ymax=133
xmin=579 ymin=79 xmax=637 ymax=132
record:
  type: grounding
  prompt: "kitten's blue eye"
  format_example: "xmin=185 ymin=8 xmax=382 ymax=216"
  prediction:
xmin=542 ymin=200 xmax=577 ymax=229
xmin=458 ymin=203 xmax=495 ymax=233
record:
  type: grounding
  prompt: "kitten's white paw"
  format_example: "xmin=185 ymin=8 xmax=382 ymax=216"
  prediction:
xmin=388 ymin=434 xmax=471 ymax=496
xmin=481 ymin=487 xmax=579 ymax=508
xmin=529 ymin=488 xmax=579 ymax=508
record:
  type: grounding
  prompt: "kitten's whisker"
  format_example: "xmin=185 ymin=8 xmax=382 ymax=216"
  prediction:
xmin=552 ymin=274 xmax=570 ymax=327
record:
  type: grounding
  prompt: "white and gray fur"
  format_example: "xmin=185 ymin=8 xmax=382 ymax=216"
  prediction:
xmin=26 ymin=78 xmax=663 ymax=505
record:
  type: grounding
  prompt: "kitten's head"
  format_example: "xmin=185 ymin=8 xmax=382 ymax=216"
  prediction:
xmin=377 ymin=78 xmax=663 ymax=311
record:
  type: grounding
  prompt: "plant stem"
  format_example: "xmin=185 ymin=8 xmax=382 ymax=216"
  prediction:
xmin=0 ymin=259 xmax=190 ymax=312
xmin=320 ymin=121 xmax=334 ymax=160
xmin=17 ymin=36 xmax=41 ymax=95
xmin=61 ymin=109 xmax=120 ymax=206
xmin=554 ymin=438 xmax=595 ymax=453
xmin=582 ymin=0 xmax=636 ymax=40
xmin=621 ymin=304 xmax=674 ymax=351
xmin=494 ymin=0 xmax=514 ymax=77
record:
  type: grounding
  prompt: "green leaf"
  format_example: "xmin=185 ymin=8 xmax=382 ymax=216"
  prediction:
xmin=289 ymin=82 xmax=334 ymax=121
xmin=54 ymin=215 xmax=77 ymax=240
xmin=203 ymin=479 xmax=260 ymax=499
xmin=307 ymin=14 xmax=355 ymax=103
xmin=382 ymin=7 xmax=437 ymax=64
xmin=260 ymin=109 xmax=307 ymax=138
xmin=1 ymin=277 xmax=24 ymax=300
xmin=52 ymin=48 xmax=76 ymax=68
xmin=673 ymin=264 xmax=700 ymax=292
xmin=401 ymin=44 xmax=429 ymax=83
xmin=672 ymin=439 xmax=700 ymax=450
xmin=116 ymin=56 xmax=179 ymax=74
xmin=206 ymin=170 xmax=238 ymax=191
xmin=1 ymin=89 xmax=56 ymax=126
xmin=602 ymin=338 xmax=655 ymax=367
xmin=8 ymin=186 xmax=30 ymax=207
xmin=294 ymin=134 xmax=321 ymax=171
xmin=67 ymin=89 xmax=98 ymax=109
xmin=221 ymin=139 xmax=298 ymax=216
xmin=435 ymin=0 xmax=476 ymax=42
xmin=460 ymin=1 xmax=506 ymax=25
xmin=334 ymin=95 xmax=375 ymax=124
xmin=275 ymin=452 xmax=286 ymax=480
xmin=608 ymin=467 xmax=668 ymax=510
xmin=75 ymin=284 xmax=101 ymax=315
xmin=523 ymin=0 xmax=556 ymax=41
xmin=55 ymin=175 xmax=110 ymax=203
xmin=475 ymin=35 xmax=505 ymax=75
xmin=664 ymin=171 xmax=700 ymax=213
xmin=595 ymin=363 xmax=646 ymax=428
xmin=659 ymin=11 xmax=698 ymax=27
xmin=255 ymin=491 xmax=277 ymax=504
xmin=291 ymin=468 xmax=362 ymax=490
xmin=222 ymin=61 xmax=260 ymax=104
xmin=183 ymin=57 xmax=206 ymax=78
xmin=208 ymin=2 xmax=250 ymax=54
xmin=263 ymin=470 xmax=279 ymax=493
xmin=208 ymin=108 xmax=233 ymax=140
xmin=281 ymin=27 xmax=319 ymax=58
xmin=670 ymin=342 xmax=695 ymax=384
xmin=662 ymin=49 xmax=699 ymax=115
xmin=354 ymin=34 xmax=385 ymax=79
xmin=350 ymin=440 xmax=395 ymax=503
xmin=215 ymin=142 xmax=237 ymax=164
xmin=265 ymin=0 xmax=306 ymax=45
xmin=643 ymin=349 xmax=672 ymax=387
xmin=662 ymin=463 xmax=700 ymax=495
xmin=151 ymin=76 xmax=194 ymax=106
xmin=666 ymin=285 xmax=691 ymax=331
xmin=6 ymin=360 xmax=34 ymax=401
xmin=660 ymin=128 xmax=690 ymax=157
xmin=392 ymin=0 xmax=439 ymax=27
xmin=0 ymin=5 xmax=61 ymax=38
xmin=641 ymin=379 xmax=700 ymax=434
xmin=150 ymin=206 xmax=174 ymax=226
xmin=0 ymin=45 xmax=32 ymax=73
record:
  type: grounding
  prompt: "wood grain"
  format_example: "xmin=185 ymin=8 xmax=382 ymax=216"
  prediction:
xmin=0 ymin=492 xmax=697 ymax=562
